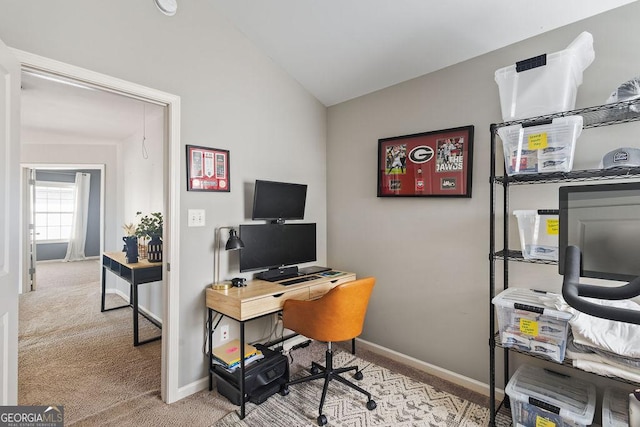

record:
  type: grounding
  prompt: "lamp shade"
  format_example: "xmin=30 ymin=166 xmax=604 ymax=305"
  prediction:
xmin=225 ymin=228 xmax=244 ymax=251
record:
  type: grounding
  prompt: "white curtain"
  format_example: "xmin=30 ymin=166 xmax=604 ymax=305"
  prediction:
xmin=63 ymin=172 xmax=91 ymax=262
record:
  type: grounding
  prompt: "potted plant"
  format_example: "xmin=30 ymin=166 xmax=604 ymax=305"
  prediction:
xmin=135 ymin=211 xmax=163 ymax=239
xmin=135 ymin=212 xmax=163 ymax=263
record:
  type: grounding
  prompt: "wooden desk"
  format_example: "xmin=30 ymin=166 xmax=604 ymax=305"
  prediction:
xmin=101 ymin=251 xmax=162 ymax=346
xmin=205 ymin=271 xmax=356 ymax=419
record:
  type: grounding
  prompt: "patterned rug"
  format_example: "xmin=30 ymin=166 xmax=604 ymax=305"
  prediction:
xmin=213 ymin=351 xmax=492 ymax=427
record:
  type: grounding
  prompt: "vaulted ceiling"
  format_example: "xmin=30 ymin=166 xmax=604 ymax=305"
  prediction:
xmin=20 ymin=0 xmax=637 ymax=142
xmin=211 ymin=0 xmax=637 ymax=106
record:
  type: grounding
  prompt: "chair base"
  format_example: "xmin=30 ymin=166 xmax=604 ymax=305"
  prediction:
xmin=283 ymin=346 xmax=376 ymax=426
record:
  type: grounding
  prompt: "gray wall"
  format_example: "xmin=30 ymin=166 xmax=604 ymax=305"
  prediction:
xmin=35 ymin=169 xmax=101 ymax=261
xmin=327 ymin=1 xmax=640 ymax=392
xmin=0 ymin=0 xmax=327 ymax=391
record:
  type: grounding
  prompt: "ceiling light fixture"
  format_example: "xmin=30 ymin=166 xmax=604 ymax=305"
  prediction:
xmin=154 ymin=0 xmax=177 ymax=16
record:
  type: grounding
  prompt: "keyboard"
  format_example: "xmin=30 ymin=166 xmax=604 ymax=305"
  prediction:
xmin=280 ymin=275 xmax=320 ymax=286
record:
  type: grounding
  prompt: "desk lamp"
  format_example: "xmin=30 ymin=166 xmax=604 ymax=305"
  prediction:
xmin=213 ymin=227 xmax=244 ymax=290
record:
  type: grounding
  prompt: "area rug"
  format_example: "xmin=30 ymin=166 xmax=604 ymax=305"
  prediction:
xmin=213 ymin=351 xmax=490 ymax=426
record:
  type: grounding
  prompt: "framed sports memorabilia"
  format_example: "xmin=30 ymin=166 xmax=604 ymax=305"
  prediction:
xmin=377 ymin=125 xmax=474 ymax=198
xmin=186 ymin=145 xmax=230 ymax=192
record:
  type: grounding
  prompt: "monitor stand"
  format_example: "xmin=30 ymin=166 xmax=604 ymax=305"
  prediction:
xmin=256 ymin=266 xmax=299 ymax=282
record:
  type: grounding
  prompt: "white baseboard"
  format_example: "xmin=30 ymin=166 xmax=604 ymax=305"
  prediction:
xmin=36 ymin=256 xmax=100 ymax=264
xmin=177 ymin=376 xmax=210 ymax=401
xmin=355 ymin=338 xmax=505 ymax=401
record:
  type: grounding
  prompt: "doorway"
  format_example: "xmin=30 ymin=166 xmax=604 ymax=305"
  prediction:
xmin=14 ymin=49 xmax=182 ymax=403
xmin=20 ymin=165 xmax=104 ymax=293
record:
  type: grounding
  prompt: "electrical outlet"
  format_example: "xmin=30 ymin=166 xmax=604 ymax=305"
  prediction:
xmin=220 ymin=325 xmax=229 ymax=342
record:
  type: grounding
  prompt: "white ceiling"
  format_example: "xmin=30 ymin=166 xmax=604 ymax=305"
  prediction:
xmin=20 ymin=71 xmax=163 ymax=144
xmin=20 ymin=0 xmax=637 ymax=142
xmin=211 ymin=0 xmax=637 ymax=106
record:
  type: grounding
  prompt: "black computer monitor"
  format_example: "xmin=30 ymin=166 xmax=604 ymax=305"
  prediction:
xmin=239 ymin=223 xmax=316 ymax=278
xmin=251 ymin=180 xmax=307 ymax=222
xmin=559 ymin=182 xmax=640 ymax=281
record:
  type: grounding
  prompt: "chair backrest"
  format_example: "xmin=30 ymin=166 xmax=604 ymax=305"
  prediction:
xmin=282 ymin=277 xmax=375 ymax=342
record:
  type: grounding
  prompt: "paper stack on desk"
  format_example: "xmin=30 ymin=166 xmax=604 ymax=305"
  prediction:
xmin=212 ymin=339 xmax=263 ymax=371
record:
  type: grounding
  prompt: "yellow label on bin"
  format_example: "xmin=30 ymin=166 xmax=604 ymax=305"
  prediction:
xmin=520 ymin=318 xmax=539 ymax=337
xmin=528 ymin=132 xmax=548 ymax=150
xmin=546 ymin=219 xmax=559 ymax=235
xmin=536 ymin=416 xmax=556 ymax=427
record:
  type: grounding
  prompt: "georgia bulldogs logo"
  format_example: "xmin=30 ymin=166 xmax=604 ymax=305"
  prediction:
xmin=409 ymin=146 xmax=434 ymax=164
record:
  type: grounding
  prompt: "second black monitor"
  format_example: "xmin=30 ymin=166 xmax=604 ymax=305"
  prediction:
xmin=252 ymin=180 xmax=307 ymax=222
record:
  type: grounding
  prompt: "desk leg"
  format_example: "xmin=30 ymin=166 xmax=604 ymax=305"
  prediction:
xmin=101 ymin=265 xmax=107 ymax=312
xmin=132 ymin=271 xmax=139 ymax=346
xmin=208 ymin=309 xmax=213 ymax=391
xmin=240 ymin=322 xmax=246 ymax=419
xmin=130 ymin=275 xmax=162 ymax=347
xmin=101 ymin=265 xmax=129 ymax=313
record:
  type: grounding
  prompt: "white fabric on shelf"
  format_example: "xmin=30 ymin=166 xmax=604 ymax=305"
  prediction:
xmin=572 ymin=358 xmax=640 ymax=384
xmin=567 ymin=340 xmax=640 ymax=379
xmin=552 ymin=294 xmax=640 ymax=358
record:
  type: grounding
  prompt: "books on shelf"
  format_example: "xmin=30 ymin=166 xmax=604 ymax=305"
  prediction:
xmin=212 ymin=339 xmax=263 ymax=371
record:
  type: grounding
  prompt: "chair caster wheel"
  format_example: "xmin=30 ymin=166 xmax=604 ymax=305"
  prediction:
xmin=279 ymin=386 xmax=289 ymax=396
xmin=317 ymin=414 xmax=327 ymax=426
xmin=367 ymin=399 xmax=377 ymax=410
xmin=310 ymin=366 xmax=320 ymax=375
xmin=353 ymin=370 xmax=363 ymax=380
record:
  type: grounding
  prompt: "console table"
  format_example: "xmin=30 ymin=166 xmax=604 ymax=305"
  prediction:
xmin=206 ymin=271 xmax=356 ymax=419
xmin=101 ymin=251 xmax=162 ymax=346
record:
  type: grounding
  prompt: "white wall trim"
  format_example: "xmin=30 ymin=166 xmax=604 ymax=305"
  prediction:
xmin=0 ymin=312 xmax=9 ymax=405
xmin=355 ymin=338 xmax=505 ymax=401
xmin=35 ymin=256 xmax=99 ymax=264
xmin=11 ymin=48 xmax=182 ymax=404
xmin=176 ymin=377 xmax=210 ymax=402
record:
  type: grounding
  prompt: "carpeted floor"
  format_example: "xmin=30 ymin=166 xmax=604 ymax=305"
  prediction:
xmin=19 ymin=260 xmax=511 ymax=426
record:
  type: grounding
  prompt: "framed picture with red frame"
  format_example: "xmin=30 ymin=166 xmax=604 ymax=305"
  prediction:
xmin=186 ymin=145 xmax=230 ymax=192
xmin=377 ymin=125 xmax=474 ymax=198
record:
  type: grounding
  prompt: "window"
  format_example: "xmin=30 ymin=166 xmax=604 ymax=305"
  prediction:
xmin=34 ymin=182 xmax=75 ymax=242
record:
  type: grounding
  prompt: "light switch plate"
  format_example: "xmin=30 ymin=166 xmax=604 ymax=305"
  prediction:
xmin=188 ymin=209 xmax=205 ymax=227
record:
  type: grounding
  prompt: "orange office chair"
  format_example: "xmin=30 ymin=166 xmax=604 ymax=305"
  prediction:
xmin=281 ymin=277 xmax=376 ymax=426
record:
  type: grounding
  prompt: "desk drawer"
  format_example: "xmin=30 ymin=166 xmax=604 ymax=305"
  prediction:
xmin=308 ymin=275 xmax=355 ymax=300
xmin=243 ymin=288 xmax=309 ymax=319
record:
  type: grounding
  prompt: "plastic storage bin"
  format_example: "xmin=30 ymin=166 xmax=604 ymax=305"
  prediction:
xmin=498 ymin=115 xmax=583 ymax=175
xmin=603 ymin=387 xmax=630 ymax=427
xmin=513 ymin=209 xmax=559 ymax=261
xmin=506 ymin=365 xmax=596 ymax=427
xmin=492 ymin=288 xmax=571 ymax=362
xmin=495 ymin=31 xmax=595 ymax=121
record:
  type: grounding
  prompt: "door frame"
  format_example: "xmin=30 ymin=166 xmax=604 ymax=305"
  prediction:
xmin=12 ymin=48 xmax=182 ymax=403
